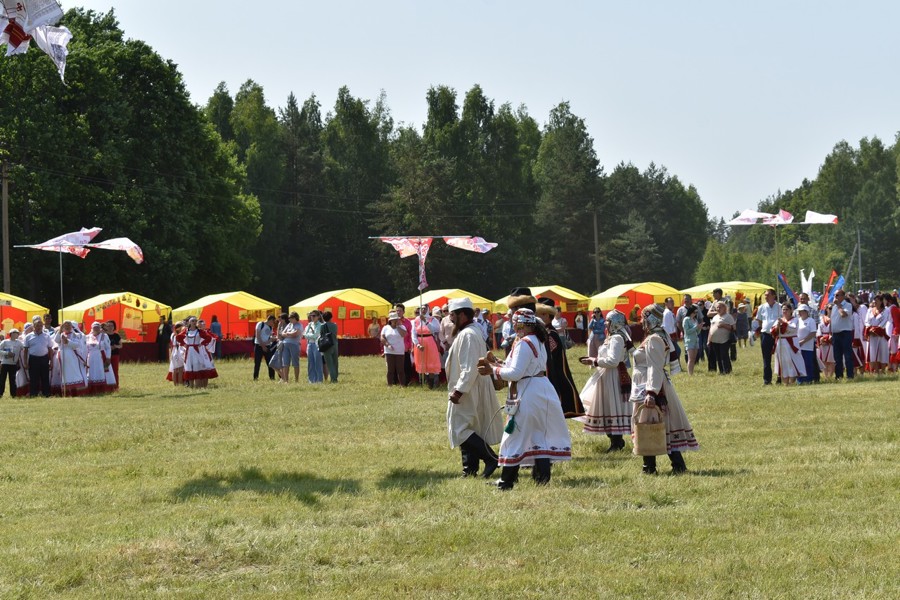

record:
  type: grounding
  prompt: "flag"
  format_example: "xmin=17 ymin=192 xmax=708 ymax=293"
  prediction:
xmin=801 ymin=210 xmax=838 ymax=225
xmin=23 ymin=0 xmax=64 ymax=31
xmin=25 ymin=227 xmax=102 ymax=258
xmin=819 ymin=270 xmax=837 ymax=310
xmin=827 ymin=275 xmax=845 ymax=304
xmin=379 ymin=237 xmax=420 ymax=258
xmin=85 ymin=237 xmax=144 ymax=264
xmin=725 ymin=210 xmax=776 ymax=225
xmin=443 ymin=236 xmax=497 ymax=253
xmin=416 ymin=238 xmax=433 ymax=291
xmin=764 ymin=209 xmax=794 ymax=226
xmin=777 ymin=273 xmax=798 ymax=306
xmin=31 ymin=25 xmax=71 ymax=82
xmin=800 ymin=268 xmax=815 ymax=296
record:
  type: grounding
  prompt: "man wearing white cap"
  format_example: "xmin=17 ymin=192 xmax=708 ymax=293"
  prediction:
xmin=0 ymin=328 xmax=23 ymax=397
xmin=445 ymin=297 xmax=502 ymax=478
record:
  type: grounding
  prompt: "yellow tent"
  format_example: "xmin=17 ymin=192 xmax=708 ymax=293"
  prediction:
xmin=403 ymin=289 xmax=494 ymax=313
xmin=0 ymin=292 xmax=48 ymax=332
xmin=172 ymin=291 xmax=280 ymax=339
xmin=494 ymin=284 xmax=590 ymax=314
xmin=59 ymin=292 xmax=171 ymax=342
xmin=589 ymin=282 xmax=680 ymax=314
xmin=290 ymin=288 xmax=392 ymax=337
xmin=679 ymin=281 xmax=772 ymax=307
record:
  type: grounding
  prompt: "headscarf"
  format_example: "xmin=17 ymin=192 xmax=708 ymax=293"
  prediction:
xmin=606 ymin=309 xmax=631 ymax=342
xmin=642 ymin=303 xmax=673 ymax=351
xmin=512 ymin=308 xmax=537 ymax=326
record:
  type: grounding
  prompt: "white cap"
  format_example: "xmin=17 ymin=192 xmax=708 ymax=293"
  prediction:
xmin=388 ymin=311 xmax=400 ymax=321
xmin=448 ymin=297 xmax=474 ymax=312
xmin=796 ymin=303 xmax=811 ymax=313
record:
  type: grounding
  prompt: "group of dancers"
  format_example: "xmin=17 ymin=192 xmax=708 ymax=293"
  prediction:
xmin=0 ymin=316 xmax=119 ymax=397
xmin=448 ymin=288 xmax=699 ymax=491
xmin=165 ymin=316 xmax=219 ymax=387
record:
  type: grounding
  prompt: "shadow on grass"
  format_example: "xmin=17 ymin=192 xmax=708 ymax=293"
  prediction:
xmin=172 ymin=467 xmax=360 ymax=505
xmin=557 ymin=476 xmax=610 ymax=489
xmin=376 ymin=468 xmax=457 ymax=491
xmin=687 ymin=468 xmax=751 ymax=477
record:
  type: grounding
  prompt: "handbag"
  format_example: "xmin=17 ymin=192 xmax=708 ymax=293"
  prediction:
xmin=268 ymin=344 xmax=284 ymax=369
xmin=632 ymin=405 xmax=667 ymax=456
xmin=562 ymin=332 xmax=574 ymax=350
xmin=317 ymin=324 xmax=335 ymax=352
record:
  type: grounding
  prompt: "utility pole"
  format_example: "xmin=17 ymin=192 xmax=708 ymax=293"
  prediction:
xmin=592 ymin=210 xmax=601 ymax=293
xmin=856 ymin=228 xmax=862 ymax=291
xmin=2 ymin=159 xmax=9 ymax=293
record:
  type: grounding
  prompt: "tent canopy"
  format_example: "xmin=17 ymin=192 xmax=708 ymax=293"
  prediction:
xmin=403 ymin=289 xmax=494 ymax=313
xmin=59 ymin=292 xmax=171 ymax=342
xmin=0 ymin=292 xmax=49 ymax=332
xmin=589 ymin=282 xmax=680 ymax=313
xmin=172 ymin=291 xmax=280 ymax=339
xmin=494 ymin=284 xmax=590 ymax=314
xmin=679 ymin=281 xmax=772 ymax=306
xmin=290 ymin=288 xmax=392 ymax=337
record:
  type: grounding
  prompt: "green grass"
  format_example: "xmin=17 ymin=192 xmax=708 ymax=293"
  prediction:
xmin=0 ymin=346 xmax=898 ymax=598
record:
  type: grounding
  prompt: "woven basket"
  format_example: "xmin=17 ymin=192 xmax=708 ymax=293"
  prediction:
xmin=632 ymin=405 xmax=667 ymax=456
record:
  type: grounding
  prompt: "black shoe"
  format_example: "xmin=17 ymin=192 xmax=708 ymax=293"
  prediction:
xmin=642 ymin=466 xmax=657 ymax=475
xmin=481 ymin=460 xmax=499 ymax=479
xmin=460 ymin=469 xmax=478 ymax=478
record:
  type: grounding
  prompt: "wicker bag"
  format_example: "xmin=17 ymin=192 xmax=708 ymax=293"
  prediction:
xmin=632 ymin=405 xmax=667 ymax=456
xmin=478 ymin=352 xmax=508 ymax=390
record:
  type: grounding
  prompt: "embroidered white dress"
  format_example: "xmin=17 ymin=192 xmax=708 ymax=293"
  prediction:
xmin=773 ymin=318 xmax=806 ymax=379
xmin=85 ymin=332 xmax=116 ymax=392
xmin=864 ymin=309 xmax=890 ymax=364
xmin=52 ymin=331 xmax=88 ymax=393
xmin=492 ymin=334 xmax=571 ymax=467
xmin=577 ymin=333 xmax=631 ymax=436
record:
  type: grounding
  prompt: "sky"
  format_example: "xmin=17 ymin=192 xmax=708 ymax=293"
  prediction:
xmin=72 ymin=1 xmax=900 ymax=221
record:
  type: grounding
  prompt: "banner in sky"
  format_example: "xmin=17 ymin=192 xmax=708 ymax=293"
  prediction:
xmin=443 ymin=236 xmax=498 ymax=253
xmin=727 ymin=208 xmax=837 ymax=227
xmin=24 ymin=227 xmax=102 ymax=258
xmin=416 ymin=238 xmax=433 ymax=291
xmin=801 ymin=210 xmax=838 ymax=224
xmin=379 ymin=237 xmax=421 ymax=258
xmin=86 ymin=237 xmax=144 ymax=264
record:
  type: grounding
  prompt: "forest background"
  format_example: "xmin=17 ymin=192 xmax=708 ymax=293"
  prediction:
xmin=1 ymin=9 xmax=899 ymax=313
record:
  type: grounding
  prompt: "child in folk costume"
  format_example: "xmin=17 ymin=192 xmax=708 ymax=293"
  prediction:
xmin=816 ymin=310 xmax=835 ymax=379
xmin=480 ymin=306 xmax=572 ymax=490
xmin=863 ymin=296 xmax=889 ymax=374
xmin=772 ymin=304 xmax=806 ymax=385
xmin=85 ymin=322 xmax=117 ymax=394
xmin=177 ymin=316 xmax=217 ymax=388
xmin=166 ymin=321 xmax=185 ymax=385
xmin=411 ymin=305 xmax=442 ymax=389
xmin=52 ymin=321 xmax=88 ymax=396
xmin=578 ymin=309 xmax=633 ymax=452
xmin=632 ymin=304 xmax=699 ymax=475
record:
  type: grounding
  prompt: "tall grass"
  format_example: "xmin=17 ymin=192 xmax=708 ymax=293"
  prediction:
xmin=0 ymin=346 xmax=897 ymax=598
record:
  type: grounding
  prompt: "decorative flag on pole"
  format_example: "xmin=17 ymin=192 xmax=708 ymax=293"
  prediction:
xmin=764 ymin=209 xmax=794 ymax=226
xmin=443 ymin=236 xmax=498 ymax=253
xmin=819 ymin=270 xmax=838 ymax=310
xmin=24 ymin=226 xmax=102 ymax=258
xmin=379 ymin=237 xmax=420 ymax=258
xmin=827 ymin=275 xmax=846 ymax=304
xmin=85 ymin=237 xmax=145 ymax=264
xmin=30 ymin=24 xmax=71 ymax=82
xmin=416 ymin=238 xmax=433 ymax=291
xmin=800 ymin=268 xmax=815 ymax=296
xmin=725 ymin=210 xmax=776 ymax=226
xmin=777 ymin=273 xmax=798 ymax=306
xmin=801 ymin=210 xmax=839 ymax=224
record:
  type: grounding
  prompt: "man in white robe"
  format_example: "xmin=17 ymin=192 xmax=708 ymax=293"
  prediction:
xmin=446 ymin=297 xmax=502 ymax=478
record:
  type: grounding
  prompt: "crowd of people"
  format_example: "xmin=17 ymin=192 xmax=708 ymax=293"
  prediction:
xmin=0 ymin=314 xmax=121 ymax=398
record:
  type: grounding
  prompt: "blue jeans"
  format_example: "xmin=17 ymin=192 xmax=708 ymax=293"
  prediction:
xmin=799 ymin=349 xmax=817 ymax=383
xmin=832 ymin=330 xmax=855 ymax=379
xmin=307 ymin=342 xmax=324 ymax=383
xmin=281 ymin=342 xmax=300 ymax=368
xmin=760 ymin=333 xmax=775 ymax=383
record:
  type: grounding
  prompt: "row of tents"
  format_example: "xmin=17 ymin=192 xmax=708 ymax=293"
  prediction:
xmin=0 ymin=280 xmax=775 ymax=342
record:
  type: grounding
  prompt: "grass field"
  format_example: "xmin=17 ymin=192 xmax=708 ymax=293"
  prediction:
xmin=1 ymin=346 xmax=898 ymax=599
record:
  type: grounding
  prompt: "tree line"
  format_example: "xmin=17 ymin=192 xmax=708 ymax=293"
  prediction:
xmin=1 ymin=8 xmax=776 ymax=314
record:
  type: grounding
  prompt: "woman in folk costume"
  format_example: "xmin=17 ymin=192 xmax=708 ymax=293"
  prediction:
xmin=176 ymin=316 xmax=218 ymax=388
xmin=884 ymin=293 xmax=900 ymax=372
xmin=85 ymin=322 xmax=117 ymax=394
xmin=166 ymin=321 xmax=185 ymax=385
xmin=863 ymin=295 xmax=889 ymax=374
xmin=850 ymin=295 xmax=867 ymax=375
xmin=52 ymin=321 xmax=88 ymax=396
xmin=14 ymin=323 xmax=32 ymax=397
xmin=632 ymin=304 xmax=698 ymax=475
xmin=578 ymin=309 xmax=633 ymax=452
xmin=816 ymin=309 xmax=835 ymax=379
xmin=480 ymin=305 xmax=571 ymax=491
xmin=535 ymin=298 xmax=585 ymax=418
xmin=197 ymin=319 xmax=219 ymax=385
xmin=411 ymin=305 xmax=442 ymax=389
xmin=445 ymin=297 xmax=502 ymax=478
xmin=771 ymin=304 xmax=806 ymax=385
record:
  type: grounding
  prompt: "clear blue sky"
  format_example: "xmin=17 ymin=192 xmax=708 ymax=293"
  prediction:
xmin=74 ymin=1 xmax=900 ymax=221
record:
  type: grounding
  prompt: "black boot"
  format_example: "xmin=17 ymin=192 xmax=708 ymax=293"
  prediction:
xmin=495 ymin=466 xmax=519 ymax=490
xmin=463 ymin=433 xmax=499 ymax=479
xmin=532 ymin=458 xmax=552 ymax=485
xmin=606 ymin=435 xmax=626 ymax=453
xmin=669 ymin=451 xmax=687 ymax=474
xmin=459 ymin=446 xmax=478 ymax=477
xmin=642 ymin=455 xmax=657 ymax=475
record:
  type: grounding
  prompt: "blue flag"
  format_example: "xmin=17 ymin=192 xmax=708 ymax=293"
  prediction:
xmin=777 ymin=273 xmax=798 ymax=307
xmin=827 ymin=275 xmax=846 ymax=303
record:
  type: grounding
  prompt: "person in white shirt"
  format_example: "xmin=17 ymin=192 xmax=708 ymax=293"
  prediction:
xmin=708 ymin=302 xmax=735 ymax=375
xmin=753 ymin=289 xmax=782 ymax=384
xmin=662 ymin=297 xmax=681 ymax=371
xmin=253 ymin=316 xmax=277 ymax=381
xmin=380 ymin=311 xmax=407 ymax=386
xmin=796 ymin=304 xmax=819 ymax=384
xmin=829 ymin=290 xmax=855 ymax=380
xmin=0 ymin=328 xmax=23 ymax=397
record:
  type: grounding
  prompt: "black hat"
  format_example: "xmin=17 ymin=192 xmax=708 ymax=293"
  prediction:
xmin=507 ymin=287 xmax=537 ymax=310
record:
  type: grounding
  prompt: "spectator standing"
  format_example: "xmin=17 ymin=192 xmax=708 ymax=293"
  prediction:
xmin=209 ymin=315 xmax=223 ymax=359
xmin=754 ymin=289 xmax=782 ymax=384
xmin=380 ymin=311 xmax=407 ymax=386
xmin=829 ymin=290 xmax=855 ymax=380
xmin=708 ymin=302 xmax=734 ymax=375
xmin=0 ymin=328 xmax=23 ymax=397
xmin=303 ymin=311 xmax=324 ymax=383
xmin=253 ymin=316 xmax=277 ymax=381
xmin=796 ymin=304 xmax=819 ymax=384
xmin=105 ymin=320 xmax=122 ymax=388
xmin=24 ymin=317 xmax=53 ymax=397
xmin=320 ymin=311 xmax=339 ymax=382
xmin=587 ymin=308 xmax=606 ymax=359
